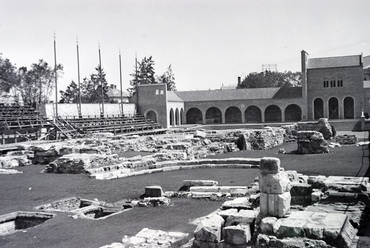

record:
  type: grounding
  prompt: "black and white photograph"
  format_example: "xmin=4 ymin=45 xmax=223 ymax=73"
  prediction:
xmin=1 ymin=0 xmax=370 ymax=247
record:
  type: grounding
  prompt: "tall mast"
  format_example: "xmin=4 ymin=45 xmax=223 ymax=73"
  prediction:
xmin=119 ymin=49 xmax=123 ymax=116
xmin=135 ymin=52 xmax=138 ymax=84
xmin=54 ymin=32 xmax=58 ymax=117
xmin=76 ymin=37 xmax=82 ymax=117
xmin=98 ymin=42 xmax=104 ymax=117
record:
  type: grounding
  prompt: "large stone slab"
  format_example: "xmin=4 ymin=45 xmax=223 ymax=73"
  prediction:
xmin=323 ymin=176 xmax=368 ymax=192
xmin=276 ymin=211 xmax=357 ymax=248
xmin=194 ymin=215 xmax=225 ymax=243
xmin=183 ymin=180 xmax=218 ymax=187
xmin=221 ymin=197 xmax=252 ymax=210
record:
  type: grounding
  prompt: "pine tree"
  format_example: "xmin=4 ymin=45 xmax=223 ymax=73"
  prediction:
xmin=128 ymin=56 xmax=156 ymax=95
xmin=157 ymin=65 xmax=176 ymax=91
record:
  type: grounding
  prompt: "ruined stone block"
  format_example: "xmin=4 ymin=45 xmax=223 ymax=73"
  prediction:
xmin=297 ymin=131 xmax=329 ymax=154
xmin=223 ymin=225 xmax=251 ymax=245
xmin=194 ymin=215 xmax=224 ymax=242
xmin=260 ymin=157 xmax=280 ymax=174
xmin=225 ymin=210 xmax=257 ymax=226
xmin=217 ymin=209 xmax=238 ymax=220
xmin=144 ymin=186 xmax=163 ymax=198
xmin=259 ymin=171 xmax=291 ymax=194
xmin=260 ymin=192 xmax=291 ymax=217
xmin=183 ymin=180 xmax=218 ymax=187
xmin=221 ymin=197 xmax=251 ymax=210
xmin=260 ymin=217 xmax=278 ymax=235
xmin=255 ymin=234 xmax=270 ymax=248
xmin=276 ymin=218 xmax=306 ymax=238
xmin=192 ymin=240 xmax=219 ymax=248
xmin=290 ymin=196 xmax=312 ymax=205
xmin=311 ymin=190 xmax=322 ymax=202
xmin=290 ymin=182 xmax=312 ymax=196
xmin=194 ymin=130 xmax=207 ymax=139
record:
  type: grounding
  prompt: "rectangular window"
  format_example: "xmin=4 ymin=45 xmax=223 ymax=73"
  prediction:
xmin=323 ymin=81 xmax=329 ymax=88
xmin=337 ymin=80 xmax=343 ymax=87
xmin=330 ymin=80 xmax=336 ymax=87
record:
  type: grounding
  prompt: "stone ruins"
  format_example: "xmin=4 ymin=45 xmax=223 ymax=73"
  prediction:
xmin=1 ymin=118 xmax=369 ymax=247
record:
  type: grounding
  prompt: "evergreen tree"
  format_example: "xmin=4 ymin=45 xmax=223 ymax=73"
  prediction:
xmin=157 ymin=65 xmax=176 ymax=91
xmin=59 ymin=81 xmax=79 ymax=103
xmin=59 ymin=65 xmax=108 ymax=103
xmin=128 ymin=56 xmax=156 ymax=95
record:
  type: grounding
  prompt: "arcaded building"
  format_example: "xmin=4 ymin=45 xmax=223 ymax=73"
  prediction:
xmin=135 ymin=51 xmax=368 ymax=128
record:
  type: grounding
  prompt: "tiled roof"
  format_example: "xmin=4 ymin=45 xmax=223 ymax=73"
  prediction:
xmin=175 ymin=88 xmax=281 ymax=102
xmin=307 ymin=55 xmax=361 ymax=69
xmin=167 ymin=91 xmax=184 ymax=102
xmin=273 ymin=86 xmax=302 ymax=99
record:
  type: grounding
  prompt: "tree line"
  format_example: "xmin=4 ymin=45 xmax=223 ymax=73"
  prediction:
xmin=237 ymin=70 xmax=302 ymax=89
xmin=0 ymin=55 xmax=176 ymax=105
xmin=0 ymin=56 xmax=63 ymax=106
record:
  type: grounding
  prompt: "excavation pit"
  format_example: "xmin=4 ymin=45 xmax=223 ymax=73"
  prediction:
xmin=0 ymin=211 xmax=55 ymax=236
xmin=79 ymin=207 xmax=122 ymax=220
xmin=36 ymin=197 xmax=96 ymax=212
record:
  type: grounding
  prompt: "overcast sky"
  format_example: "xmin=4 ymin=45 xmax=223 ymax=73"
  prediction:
xmin=1 ymin=0 xmax=369 ymax=97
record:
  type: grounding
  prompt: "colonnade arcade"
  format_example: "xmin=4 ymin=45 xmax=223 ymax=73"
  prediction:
xmin=313 ymin=96 xmax=355 ymax=120
xmin=185 ymin=104 xmax=303 ymax=124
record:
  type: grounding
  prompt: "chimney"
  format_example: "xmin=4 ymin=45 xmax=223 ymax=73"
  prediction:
xmin=237 ymin=76 xmax=241 ymax=86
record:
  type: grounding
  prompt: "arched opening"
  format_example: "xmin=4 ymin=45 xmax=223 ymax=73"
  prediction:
xmin=245 ymin=106 xmax=262 ymax=123
xmin=146 ymin=110 xmax=157 ymax=123
xmin=265 ymin=105 xmax=282 ymax=122
xmin=186 ymin=108 xmax=203 ymax=124
xmin=343 ymin=97 xmax=354 ymax=119
xmin=205 ymin=107 xmax=222 ymax=124
xmin=285 ymin=104 xmax=302 ymax=122
xmin=169 ymin=108 xmax=174 ymax=126
xmin=225 ymin=106 xmax=242 ymax=123
xmin=329 ymin=97 xmax=339 ymax=119
xmin=180 ymin=108 xmax=184 ymax=124
xmin=314 ymin=98 xmax=324 ymax=119
xmin=175 ymin=108 xmax=179 ymax=125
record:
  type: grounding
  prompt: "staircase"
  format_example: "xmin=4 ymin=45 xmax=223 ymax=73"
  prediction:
xmin=53 ymin=117 xmax=83 ymax=139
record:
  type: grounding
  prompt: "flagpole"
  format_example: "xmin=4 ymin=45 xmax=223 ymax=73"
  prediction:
xmin=98 ymin=42 xmax=104 ymax=117
xmin=119 ymin=49 xmax=123 ymax=116
xmin=76 ymin=37 xmax=82 ymax=117
xmin=54 ymin=32 xmax=58 ymax=117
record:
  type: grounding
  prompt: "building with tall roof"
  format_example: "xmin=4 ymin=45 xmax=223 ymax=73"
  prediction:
xmin=134 ymin=50 xmax=368 ymax=128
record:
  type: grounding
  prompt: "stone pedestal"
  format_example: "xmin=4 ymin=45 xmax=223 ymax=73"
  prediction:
xmin=259 ymin=157 xmax=291 ymax=217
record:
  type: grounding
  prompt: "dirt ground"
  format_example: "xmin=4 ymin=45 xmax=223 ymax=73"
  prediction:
xmin=0 ymin=135 xmax=369 ymax=248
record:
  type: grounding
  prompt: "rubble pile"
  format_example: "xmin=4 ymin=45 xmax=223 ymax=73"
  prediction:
xmin=45 ymin=153 xmax=122 ymax=173
xmin=100 ymin=228 xmax=189 ymax=248
xmin=296 ymin=131 xmax=330 ymax=154
xmin=335 ymin=134 xmax=358 ymax=145
xmin=281 ymin=118 xmax=334 ymax=142
xmin=187 ymin=157 xmax=369 ymax=248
